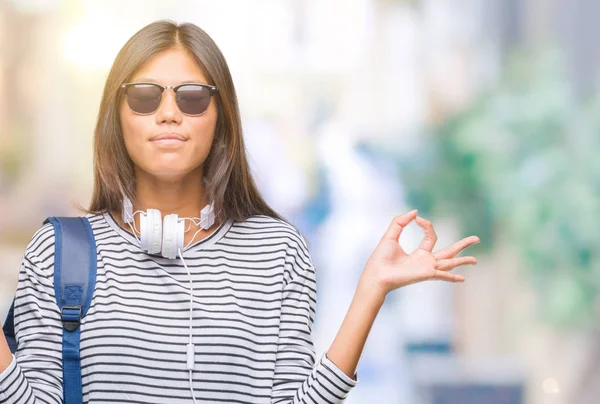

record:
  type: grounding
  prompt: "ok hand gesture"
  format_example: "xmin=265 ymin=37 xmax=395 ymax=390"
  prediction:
xmin=361 ymin=210 xmax=480 ymax=297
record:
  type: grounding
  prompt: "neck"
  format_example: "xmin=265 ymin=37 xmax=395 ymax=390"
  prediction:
xmin=133 ymin=168 xmax=209 ymax=218
xmin=111 ymin=169 xmax=220 ymax=248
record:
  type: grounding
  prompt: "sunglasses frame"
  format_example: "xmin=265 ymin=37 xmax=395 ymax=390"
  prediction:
xmin=120 ymin=82 xmax=219 ymax=116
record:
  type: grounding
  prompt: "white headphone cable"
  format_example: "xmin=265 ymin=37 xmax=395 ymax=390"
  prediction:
xmin=179 ymin=248 xmax=198 ymax=404
xmin=126 ymin=220 xmax=142 ymax=244
xmin=123 ymin=207 xmax=202 ymax=403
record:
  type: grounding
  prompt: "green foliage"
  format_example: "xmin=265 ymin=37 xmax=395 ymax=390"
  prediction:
xmin=401 ymin=50 xmax=600 ymax=329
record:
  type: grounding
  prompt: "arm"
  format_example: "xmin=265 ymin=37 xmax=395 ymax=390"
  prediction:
xmin=0 ymin=224 xmax=63 ymax=404
xmin=270 ymin=235 xmax=358 ymax=404
xmin=327 ymin=210 xmax=479 ymax=378
xmin=271 ymin=210 xmax=480 ymax=403
xmin=0 ymin=335 xmax=12 ymax=374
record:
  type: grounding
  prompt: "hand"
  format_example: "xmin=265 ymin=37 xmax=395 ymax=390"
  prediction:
xmin=360 ymin=210 xmax=480 ymax=298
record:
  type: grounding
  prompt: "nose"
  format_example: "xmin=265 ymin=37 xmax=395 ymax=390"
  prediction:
xmin=155 ymin=88 xmax=182 ymax=123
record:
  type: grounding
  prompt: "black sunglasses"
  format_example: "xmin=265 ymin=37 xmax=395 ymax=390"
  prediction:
xmin=120 ymin=82 xmax=218 ymax=116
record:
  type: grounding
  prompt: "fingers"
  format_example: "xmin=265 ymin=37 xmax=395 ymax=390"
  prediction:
xmin=416 ymin=216 xmax=437 ymax=252
xmin=436 ymin=256 xmax=477 ymax=271
xmin=430 ymin=270 xmax=465 ymax=282
xmin=428 ymin=255 xmax=477 ymax=283
xmin=434 ymin=236 xmax=480 ymax=260
xmin=381 ymin=210 xmax=418 ymax=243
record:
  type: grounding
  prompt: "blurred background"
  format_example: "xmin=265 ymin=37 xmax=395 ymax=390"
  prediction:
xmin=1 ymin=0 xmax=598 ymax=403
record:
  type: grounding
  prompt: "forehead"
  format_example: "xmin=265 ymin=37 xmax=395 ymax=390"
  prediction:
xmin=131 ymin=48 xmax=208 ymax=85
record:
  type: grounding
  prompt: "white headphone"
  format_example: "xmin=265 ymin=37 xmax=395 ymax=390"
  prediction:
xmin=121 ymin=197 xmax=215 ymax=259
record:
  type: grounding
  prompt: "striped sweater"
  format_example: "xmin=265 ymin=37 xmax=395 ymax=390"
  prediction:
xmin=0 ymin=213 xmax=358 ymax=403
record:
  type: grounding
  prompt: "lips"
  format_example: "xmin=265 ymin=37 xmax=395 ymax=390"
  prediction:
xmin=150 ymin=132 xmax=187 ymax=142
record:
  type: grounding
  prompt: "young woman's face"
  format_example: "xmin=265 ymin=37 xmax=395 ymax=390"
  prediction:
xmin=119 ymin=48 xmax=218 ymax=181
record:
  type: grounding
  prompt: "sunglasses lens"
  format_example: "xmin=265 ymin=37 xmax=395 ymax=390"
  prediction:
xmin=176 ymin=85 xmax=212 ymax=115
xmin=126 ymin=84 xmax=162 ymax=114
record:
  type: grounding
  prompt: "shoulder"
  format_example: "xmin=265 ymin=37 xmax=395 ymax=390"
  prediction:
xmin=19 ymin=221 xmax=56 ymax=281
xmin=25 ymin=221 xmax=56 ymax=261
xmin=232 ymin=214 xmax=309 ymax=251
xmin=24 ymin=214 xmax=105 ymax=271
xmin=234 ymin=215 xmax=314 ymax=280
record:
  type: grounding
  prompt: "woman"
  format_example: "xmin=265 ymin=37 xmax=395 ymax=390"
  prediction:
xmin=0 ymin=20 xmax=479 ymax=403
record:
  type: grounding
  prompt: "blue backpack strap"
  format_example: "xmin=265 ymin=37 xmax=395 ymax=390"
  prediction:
xmin=2 ymin=301 xmax=17 ymax=353
xmin=44 ymin=217 xmax=97 ymax=404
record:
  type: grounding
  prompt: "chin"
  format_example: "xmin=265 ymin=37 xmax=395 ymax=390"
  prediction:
xmin=143 ymin=164 xmax=202 ymax=179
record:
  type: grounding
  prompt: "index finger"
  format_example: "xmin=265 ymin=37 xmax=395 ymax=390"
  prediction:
xmin=416 ymin=216 xmax=437 ymax=252
xmin=380 ymin=210 xmax=418 ymax=243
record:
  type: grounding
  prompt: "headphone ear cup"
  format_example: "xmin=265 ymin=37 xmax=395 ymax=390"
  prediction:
xmin=141 ymin=209 xmax=162 ymax=255
xmin=162 ymin=214 xmax=185 ymax=259
xmin=140 ymin=212 xmax=148 ymax=251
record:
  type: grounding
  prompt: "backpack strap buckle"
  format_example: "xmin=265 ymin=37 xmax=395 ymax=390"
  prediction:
xmin=61 ymin=305 xmax=82 ymax=332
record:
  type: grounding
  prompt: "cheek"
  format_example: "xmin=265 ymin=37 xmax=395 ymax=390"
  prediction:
xmin=189 ymin=109 xmax=218 ymax=156
xmin=120 ymin=107 xmax=152 ymax=166
xmin=192 ymin=119 xmax=216 ymax=147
